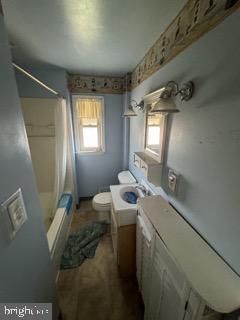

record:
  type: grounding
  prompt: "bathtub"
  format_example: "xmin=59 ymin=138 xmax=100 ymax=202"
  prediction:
xmin=39 ymin=192 xmax=54 ymax=231
xmin=39 ymin=192 xmax=73 ymax=281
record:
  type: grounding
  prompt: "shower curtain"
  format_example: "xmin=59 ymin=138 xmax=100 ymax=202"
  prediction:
xmin=53 ymin=98 xmax=68 ymax=213
xmin=65 ymin=96 xmax=78 ymax=204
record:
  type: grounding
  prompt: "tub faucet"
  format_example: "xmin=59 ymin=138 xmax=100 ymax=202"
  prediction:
xmin=136 ymin=184 xmax=148 ymax=196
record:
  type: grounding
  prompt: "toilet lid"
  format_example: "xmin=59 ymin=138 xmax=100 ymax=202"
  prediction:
xmin=93 ymin=192 xmax=111 ymax=205
xmin=118 ymin=171 xmax=136 ymax=184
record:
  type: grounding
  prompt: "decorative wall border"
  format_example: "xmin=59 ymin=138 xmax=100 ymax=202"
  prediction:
xmin=130 ymin=0 xmax=240 ymax=89
xmin=68 ymin=74 xmax=126 ymax=94
xmin=68 ymin=0 xmax=240 ymax=93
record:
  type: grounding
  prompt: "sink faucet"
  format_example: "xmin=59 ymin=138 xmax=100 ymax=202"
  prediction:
xmin=136 ymin=184 xmax=148 ymax=196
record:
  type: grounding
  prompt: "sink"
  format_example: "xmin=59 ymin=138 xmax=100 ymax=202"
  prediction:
xmin=110 ymin=184 xmax=145 ymax=226
xmin=119 ymin=186 xmax=139 ymax=204
xmin=110 ymin=181 xmax=154 ymax=227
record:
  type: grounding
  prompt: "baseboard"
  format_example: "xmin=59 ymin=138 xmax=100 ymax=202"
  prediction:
xmin=77 ymin=196 xmax=93 ymax=208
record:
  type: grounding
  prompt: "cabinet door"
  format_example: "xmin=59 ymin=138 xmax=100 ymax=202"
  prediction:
xmin=144 ymin=236 xmax=163 ymax=320
xmin=137 ymin=214 xmax=154 ymax=304
xmin=136 ymin=215 xmax=143 ymax=288
xmin=141 ymin=229 xmax=152 ymax=304
xmin=110 ymin=204 xmax=118 ymax=262
xmin=146 ymin=234 xmax=190 ymax=320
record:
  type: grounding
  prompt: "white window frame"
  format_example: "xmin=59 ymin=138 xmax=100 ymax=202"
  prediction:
xmin=72 ymin=95 xmax=105 ymax=155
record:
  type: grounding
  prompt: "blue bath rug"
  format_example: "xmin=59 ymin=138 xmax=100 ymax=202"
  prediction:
xmin=60 ymin=221 xmax=108 ymax=270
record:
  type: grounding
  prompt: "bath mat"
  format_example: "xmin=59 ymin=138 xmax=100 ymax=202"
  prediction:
xmin=60 ymin=221 xmax=108 ymax=270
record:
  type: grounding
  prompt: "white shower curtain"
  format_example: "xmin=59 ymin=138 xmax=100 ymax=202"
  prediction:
xmin=65 ymin=97 xmax=78 ymax=205
xmin=53 ymin=98 xmax=68 ymax=213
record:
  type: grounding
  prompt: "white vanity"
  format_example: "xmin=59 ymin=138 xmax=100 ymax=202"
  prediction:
xmin=110 ymin=183 xmax=145 ymax=277
xmin=137 ymin=195 xmax=240 ymax=320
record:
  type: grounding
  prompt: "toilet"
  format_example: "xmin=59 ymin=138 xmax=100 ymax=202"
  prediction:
xmin=92 ymin=170 xmax=136 ymax=221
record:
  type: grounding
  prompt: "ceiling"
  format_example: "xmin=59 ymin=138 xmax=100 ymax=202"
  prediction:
xmin=2 ymin=0 xmax=185 ymax=76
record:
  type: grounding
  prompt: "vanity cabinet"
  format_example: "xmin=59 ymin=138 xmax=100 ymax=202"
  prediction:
xmin=145 ymin=232 xmax=191 ymax=320
xmin=136 ymin=196 xmax=235 ymax=320
xmin=144 ymin=233 xmax=221 ymax=320
xmin=110 ymin=202 xmax=136 ymax=277
xmin=134 ymin=152 xmax=162 ymax=186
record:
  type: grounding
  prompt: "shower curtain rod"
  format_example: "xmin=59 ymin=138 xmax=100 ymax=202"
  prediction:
xmin=13 ymin=62 xmax=65 ymax=99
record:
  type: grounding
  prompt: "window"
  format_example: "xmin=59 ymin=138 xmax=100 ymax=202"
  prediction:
xmin=144 ymin=108 xmax=167 ymax=163
xmin=73 ymin=96 xmax=105 ymax=154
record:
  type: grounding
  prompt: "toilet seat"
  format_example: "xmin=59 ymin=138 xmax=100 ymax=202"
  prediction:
xmin=92 ymin=192 xmax=111 ymax=211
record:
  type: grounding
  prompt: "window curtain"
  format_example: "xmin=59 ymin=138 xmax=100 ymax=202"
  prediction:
xmin=76 ymin=99 xmax=101 ymax=125
xmin=76 ymin=98 xmax=101 ymax=118
xmin=148 ymin=115 xmax=161 ymax=126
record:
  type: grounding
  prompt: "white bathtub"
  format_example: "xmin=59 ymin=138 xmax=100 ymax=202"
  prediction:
xmin=39 ymin=192 xmax=54 ymax=231
xmin=39 ymin=192 xmax=73 ymax=281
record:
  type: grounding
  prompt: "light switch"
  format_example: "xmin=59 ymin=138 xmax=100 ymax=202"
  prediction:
xmin=1 ymin=189 xmax=28 ymax=239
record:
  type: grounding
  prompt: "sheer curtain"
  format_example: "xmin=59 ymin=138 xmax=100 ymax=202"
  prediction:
xmin=53 ymin=98 xmax=67 ymax=213
xmin=76 ymin=98 xmax=101 ymax=127
xmin=76 ymin=98 xmax=101 ymax=119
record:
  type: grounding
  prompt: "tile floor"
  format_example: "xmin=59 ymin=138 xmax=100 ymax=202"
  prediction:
xmin=57 ymin=200 xmax=144 ymax=320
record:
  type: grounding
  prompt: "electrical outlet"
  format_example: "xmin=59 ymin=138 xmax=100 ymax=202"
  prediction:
xmin=168 ymin=169 xmax=179 ymax=193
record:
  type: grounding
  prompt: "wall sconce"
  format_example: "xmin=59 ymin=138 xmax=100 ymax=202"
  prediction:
xmin=123 ymin=100 xmax=144 ymax=117
xmin=151 ymin=81 xmax=194 ymax=113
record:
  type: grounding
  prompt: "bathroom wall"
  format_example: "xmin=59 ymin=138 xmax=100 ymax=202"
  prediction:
xmin=15 ymin=67 xmax=68 ymax=98
xmin=129 ymin=10 xmax=240 ymax=275
xmin=75 ymin=93 xmax=124 ymax=198
xmin=0 ymin=12 xmax=56 ymax=306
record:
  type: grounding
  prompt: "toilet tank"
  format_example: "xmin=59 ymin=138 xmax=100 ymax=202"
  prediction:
xmin=118 ymin=171 xmax=136 ymax=184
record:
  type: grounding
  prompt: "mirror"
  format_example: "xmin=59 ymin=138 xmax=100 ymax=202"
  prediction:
xmin=144 ymin=106 xmax=167 ymax=163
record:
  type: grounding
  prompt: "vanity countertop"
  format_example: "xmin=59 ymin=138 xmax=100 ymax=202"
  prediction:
xmin=138 ymin=195 xmax=240 ymax=313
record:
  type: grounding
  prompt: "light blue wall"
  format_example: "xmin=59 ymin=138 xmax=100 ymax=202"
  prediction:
xmin=15 ymin=67 xmax=68 ymax=98
xmin=75 ymin=94 xmax=124 ymax=197
xmin=129 ymin=10 xmax=240 ymax=275
xmin=0 ymin=14 xmax=56 ymax=307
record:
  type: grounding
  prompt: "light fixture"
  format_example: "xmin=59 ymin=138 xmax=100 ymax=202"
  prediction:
xmin=123 ymin=106 xmax=137 ymax=117
xmin=150 ymin=81 xmax=194 ymax=114
xmin=151 ymin=96 xmax=179 ymax=113
xmin=123 ymin=100 xmax=144 ymax=117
